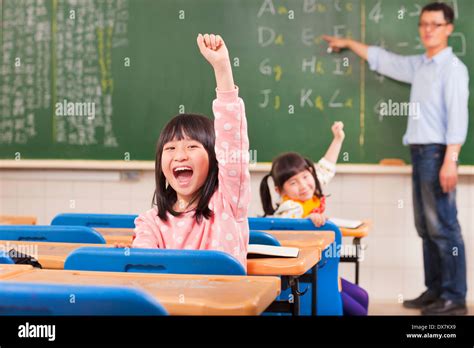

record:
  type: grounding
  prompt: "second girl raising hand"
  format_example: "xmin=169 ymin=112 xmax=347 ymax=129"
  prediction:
xmin=130 ymin=34 xmax=251 ymax=270
xmin=260 ymin=121 xmax=345 ymax=227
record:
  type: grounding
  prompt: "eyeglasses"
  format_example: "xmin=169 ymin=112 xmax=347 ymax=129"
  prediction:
xmin=418 ymin=22 xmax=449 ymax=30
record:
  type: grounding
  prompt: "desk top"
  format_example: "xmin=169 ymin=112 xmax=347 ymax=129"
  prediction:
xmin=0 ymin=215 xmax=37 ymax=225
xmin=96 ymin=219 xmax=372 ymax=241
xmin=0 ymin=264 xmax=34 ymax=279
xmin=264 ymin=230 xmax=334 ymax=249
xmin=0 ymin=268 xmax=280 ymax=315
xmin=0 ymin=238 xmax=324 ymax=277
xmin=247 ymin=247 xmax=321 ymax=276
xmin=0 ymin=240 xmax=113 ymax=270
xmin=97 ymin=228 xmax=337 ymax=248
xmin=339 ymin=220 xmax=372 ymax=238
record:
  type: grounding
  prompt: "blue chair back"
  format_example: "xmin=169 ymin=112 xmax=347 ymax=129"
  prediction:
xmin=52 ymin=213 xmax=137 ymax=228
xmin=0 ymin=250 xmax=14 ymax=264
xmin=249 ymin=230 xmax=280 ymax=246
xmin=0 ymin=225 xmax=106 ymax=244
xmin=65 ymin=247 xmax=246 ymax=275
xmin=248 ymin=217 xmax=342 ymax=244
xmin=0 ymin=282 xmax=167 ymax=315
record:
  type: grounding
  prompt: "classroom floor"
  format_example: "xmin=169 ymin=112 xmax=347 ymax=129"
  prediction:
xmin=369 ymin=301 xmax=474 ymax=315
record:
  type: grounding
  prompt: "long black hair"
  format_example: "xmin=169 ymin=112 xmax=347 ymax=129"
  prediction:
xmin=154 ymin=113 xmax=219 ymax=224
xmin=260 ymin=152 xmax=323 ymax=216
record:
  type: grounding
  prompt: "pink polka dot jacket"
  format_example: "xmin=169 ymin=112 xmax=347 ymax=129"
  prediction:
xmin=133 ymin=87 xmax=250 ymax=270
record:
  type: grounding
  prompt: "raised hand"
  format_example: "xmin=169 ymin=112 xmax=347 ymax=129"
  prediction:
xmin=197 ymin=33 xmax=234 ymax=91
xmin=197 ymin=33 xmax=230 ymax=70
xmin=331 ymin=121 xmax=345 ymax=142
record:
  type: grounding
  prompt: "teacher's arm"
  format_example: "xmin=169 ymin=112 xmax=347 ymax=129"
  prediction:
xmin=323 ymin=36 xmax=369 ymax=60
xmin=323 ymin=35 xmax=418 ymax=84
xmin=440 ymin=62 xmax=469 ymax=193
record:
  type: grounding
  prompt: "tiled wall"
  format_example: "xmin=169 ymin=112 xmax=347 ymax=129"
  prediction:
xmin=1 ymin=169 xmax=473 ymax=303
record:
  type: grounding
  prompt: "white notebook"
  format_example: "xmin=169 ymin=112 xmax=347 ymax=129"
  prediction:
xmin=247 ymin=244 xmax=299 ymax=258
xmin=330 ymin=217 xmax=364 ymax=229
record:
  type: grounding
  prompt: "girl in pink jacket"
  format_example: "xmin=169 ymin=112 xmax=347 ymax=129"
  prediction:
xmin=132 ymin=34 xmax=250 ymax=270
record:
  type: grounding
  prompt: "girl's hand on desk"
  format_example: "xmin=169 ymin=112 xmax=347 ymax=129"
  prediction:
xmin=309 ymin=213 xmax=327 ymax=227
xmin=114 ymin=243 xmax=132 ymax=249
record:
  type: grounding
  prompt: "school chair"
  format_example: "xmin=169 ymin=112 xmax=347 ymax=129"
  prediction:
xmin=64 ymin=247 xmax=246 ymax=275
xmin=249 ymin=230 xmax=280 ymax=246
xmin=248 ymin=217 xmax=343 ymax=316
xmin=0 ymin=282 xmax=168 ymax=315
xmin=0 ymin=250 xmax=14 ymax=264
xmin=51 ymin=213 xmax=137 ymax=228
xmin=0 ymin=225 xmax=106 ymax=244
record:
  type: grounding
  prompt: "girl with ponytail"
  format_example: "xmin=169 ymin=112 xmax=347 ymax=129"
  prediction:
xmin=259 ymin=122 xmax=344 ymax=226
xmin=259 ymin=122 xmax=370 ymax=316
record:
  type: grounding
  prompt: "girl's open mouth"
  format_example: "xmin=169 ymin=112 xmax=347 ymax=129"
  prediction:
xmin=173 ymin=166 xmax=194 ymax=186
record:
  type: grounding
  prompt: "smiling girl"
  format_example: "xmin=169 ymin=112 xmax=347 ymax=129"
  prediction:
xmin=132 ymin=34 xmax=250 ymax=269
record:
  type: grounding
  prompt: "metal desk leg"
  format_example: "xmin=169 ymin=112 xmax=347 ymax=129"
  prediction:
xmin=311 ymin=265 xmax=318 ymax=316
xmin=353 ymin=237 xmax=361 ymax=284
xmin=289 ymin=277 xmax=301 ymax=316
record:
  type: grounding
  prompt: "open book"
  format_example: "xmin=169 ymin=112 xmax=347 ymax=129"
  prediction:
xmin=247 ymin=244 xmax=299 ymax=258
xmin=329 ymin=217 xmax=364 ymax=229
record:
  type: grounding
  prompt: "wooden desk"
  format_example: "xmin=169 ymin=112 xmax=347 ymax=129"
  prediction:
xmin=0 ymin=264 xmax=34 ymax=279
xmin=0 ymin=233 xmax=332 ymax=316
xmin=264 ymin=230 xmax=335 ymax=249
xmin=0 ymin=215 xmax=37 ymax=225
xmin=339 ymin=220 xmax=372 ymax=238
xmin=96 ymin=228 xmax=337 ymax=249
xmin=247 ymin=247 xmax=321 ymax=277
xmin=0 ymin=240 xmax=113 ymax=270
xmin=247 ymin=245 xmax=323 ymax=316
xmin=1 ymin=237 xmax=328 ymax=275
xmin=96 ymin=228 xmax=134 ymax=245
xmin=0 ymin=268 xmax=280 ymax=316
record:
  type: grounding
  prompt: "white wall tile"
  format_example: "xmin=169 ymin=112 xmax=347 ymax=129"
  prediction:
xmin=374 ymin=175 xmax=409 ymax=204
xmin=373 ymin=237 xmax=405 ymax=268
xmin=341 ymin=175 xmax=373 ymax=204
xmin=0 ymin=180 xmax=18 ymax=197
xmin=100 ymin=199 xmax=132 ymax=214
xmin=45 ymin=181 xmax=73 ymax=198
xmin=339 ymin=203 xmax=374 ymax=221
xmin=0 ymin=197 xmax=18 ymax=215
xmin=403 ymin=237 xmax=424 ymax=269
xmin=72 ymin=182 xmax=102 ymax=200
xmin=325 ymin=176 xmax=342 ymax=203
xmin=101 ymin=182 xmax=131 ymax=200
xmin=16 ymin=197 xmax=46 ymax=225
xmin=373 ymin=203 xmax=408 ymax=238
xmin=17 ymin=181 xmax=46 ymax=198
xmin=402 ymin=268 xmax=426 ymax=300
xmin=371 ymin=268 xmax=404 ymax=301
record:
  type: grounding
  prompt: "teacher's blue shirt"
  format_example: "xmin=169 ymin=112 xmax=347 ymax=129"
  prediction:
xmin=367 ymin=46 xmax=469 ymax=145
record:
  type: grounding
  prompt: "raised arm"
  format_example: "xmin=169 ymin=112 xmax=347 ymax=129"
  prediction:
xmin=197 ymin=34 xmax=250 ymax=221
xmin=315 ymin=122 xmax=345 ymax=186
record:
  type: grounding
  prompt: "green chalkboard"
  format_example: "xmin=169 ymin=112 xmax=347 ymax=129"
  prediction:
xmin=0 ymin=0 xmax=472 ymax=164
